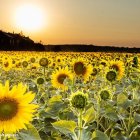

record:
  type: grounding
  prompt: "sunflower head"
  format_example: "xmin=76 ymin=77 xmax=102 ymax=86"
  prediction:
xmin=72 ymin=58 xmax=93 ymax=82
xmin=0 ymin=81 xmax=38 ymax=133
xmin=74 ymin=61 xmax=86 ymax=75
xmin=106 ymin=70 xmax=117 ymax=82
xmin=37 ymin=77 xmax=45 ymax=85
xmin=70 ymin=91 xmax=88 ymax=110
xmin=0 ymin=98 xmax=18 ymax=121
xmin=92 ymin=67 xmax=98 ymax=76
xmin=22 ymin=61 xmax=28 ymax=68
xmin=30 ymin=57 xmax=36 ymax=63
xmin=51 ymin=67 xmax=73 ymax=91
xmin=39 ymin=58 xmax=48 ymax=67
xmin=132 ymin=56 xmax=138 ymax=67
xmin=110 ymin=60 xmax=125 ymax=80
xmin=100 ymin=60 xmax=107 ymax=66
xmin=100 ymin=90 xmax=110 ymax=100
xmin=2 ymin=58 xmax=13 ymax=71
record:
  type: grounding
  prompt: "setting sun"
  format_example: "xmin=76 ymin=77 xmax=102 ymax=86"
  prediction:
xmin=14 ymin=4 xmax=45 ymax=32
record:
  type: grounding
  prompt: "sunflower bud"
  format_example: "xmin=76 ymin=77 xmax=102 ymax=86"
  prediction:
xmin=70 ymin=91 xmax=88 ymax=109
xmin=37 ymin=77 xmax=45 ymax=85
xmin=100 ymin=90 xmax=110 ymax=100
xmin=106 ymin=70 xmax=117 ymax=82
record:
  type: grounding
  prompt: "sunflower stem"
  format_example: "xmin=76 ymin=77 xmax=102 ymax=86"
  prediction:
xmin=78 ymin=109 xmax=83 ymax=140
xmin=96 ymin=97 xmax=100 ymax=130
xmin=43 ymin=67 xmax=46 ymax=77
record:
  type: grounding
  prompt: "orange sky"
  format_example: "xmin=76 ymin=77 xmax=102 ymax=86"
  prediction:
xmin=0 ymin=0 xmax=140 ymax=47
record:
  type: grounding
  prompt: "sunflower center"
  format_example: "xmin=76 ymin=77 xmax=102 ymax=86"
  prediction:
xmin=111 ymin=64 xmax=119 ymax=71
xmin=4 ymin=62 xmax=9 ymax=68
xmin=0 ymin=98 xmax=18 ymax=121
xmin=57 ymin=74 xmax=67 ymax=84
xmin=74 ymin=62 xmax=86 ymax=75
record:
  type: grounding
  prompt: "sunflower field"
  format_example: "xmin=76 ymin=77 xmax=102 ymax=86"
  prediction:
xmin=0 ymin=51 xmax=140 ymax=140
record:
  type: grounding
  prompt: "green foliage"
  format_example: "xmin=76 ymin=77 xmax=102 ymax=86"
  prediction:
xmin=18 ymin=124 xmax=41 ymax=140
xmin=92 ymin=130 xmax=109 ymax=140
xmin=52 ymin=120 xmax=77 ymax=135
xmin=45 ymin=95 xmax=64 ymax=118
xmin=117 ymin=93 xmax=128 ymax=107
xmin=83 ymin=106 xmax=95 ymax=124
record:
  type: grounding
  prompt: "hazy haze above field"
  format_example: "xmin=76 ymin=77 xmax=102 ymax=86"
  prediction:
xmin=0 ymin=0 xmax=140 ymax=47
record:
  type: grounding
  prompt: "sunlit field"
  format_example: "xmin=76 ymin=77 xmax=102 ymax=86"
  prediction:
xmin=0 ymin=51 xmax=140 ymax=140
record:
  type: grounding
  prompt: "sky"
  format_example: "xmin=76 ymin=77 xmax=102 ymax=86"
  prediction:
xmin=0 ymin=0 xmax=140 ymax=47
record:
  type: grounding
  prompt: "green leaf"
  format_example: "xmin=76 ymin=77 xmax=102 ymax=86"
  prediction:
xmin=52 ymin=120 xmax=77 ymax=135
xmin=117 ymin=93 xmax=127 ymax=105
xmin=104 ymin=105 xmax=119 ymax=122
xmin=18 ymin=124 xmax=41 ymax=140
xmin=45 ymin=95 xmax=64 ymax=118
xmin=92 ymin=130 xmax=109 ymax=140
xmin=105 ymin=112 xmax=119 ymax=122
xmin=134 ymin=113 xmax=140 ymax=122
xmin=117 ymin=93 xmax=129 ymax=108
xmin=83 ymin=106 xmax=95 ymax=124
xmin=81 ymin=129 xmax=92 ymax=140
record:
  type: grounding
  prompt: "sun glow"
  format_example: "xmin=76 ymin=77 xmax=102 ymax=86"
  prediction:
xmin=15 ymin=4 xmax=45 ymax=32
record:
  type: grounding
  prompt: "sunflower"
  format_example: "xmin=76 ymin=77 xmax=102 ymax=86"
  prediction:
xmin=110 ymin=60 xmax=125 ymax=80
xmin=55 ymin=56 xmax=64 ymax=66
xmin=2 ymin=57 xmax=13 ymax=72
xmin=22 ymin=60 xmax=29 ymax=68
xmin=39 ymin=58 xmax=48 ymax=67
xmin=36 ymin=77 xmax=45 ymax=85
xmin=51 ymin=67 xmax=73 ymax=91
xmin=132 ymin=56 xmax=139 ymax=68
xmin=13 ymin=60 xmax=22 ymax=71
xmin=30 ymin=57 xmax=36 ymax=63
xmin=99 ymin=89 xmax=112 ymax=101
xmin=70 ymin=91 xmax=88 ymax=110
xmin=72 ymin=58 xmax=93 ymax=82
xmin=0 ymin=81 xmax=38 ymax=134
xmin=106 ymin=70 xmax=117 ymax=82
xmin=30 ymin=63 xmax=40 ymax=71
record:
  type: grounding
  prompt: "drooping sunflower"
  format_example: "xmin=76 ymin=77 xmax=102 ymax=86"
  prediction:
xmin=0 ymin=81 xmax=38 ymax=133
xmin=72 ymin=58 xmax=93 ymax=82
xmin=51 ymin=67 xmax=73 ymax=91
xmin=110 ymin=60 xmax=125 ymax=80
